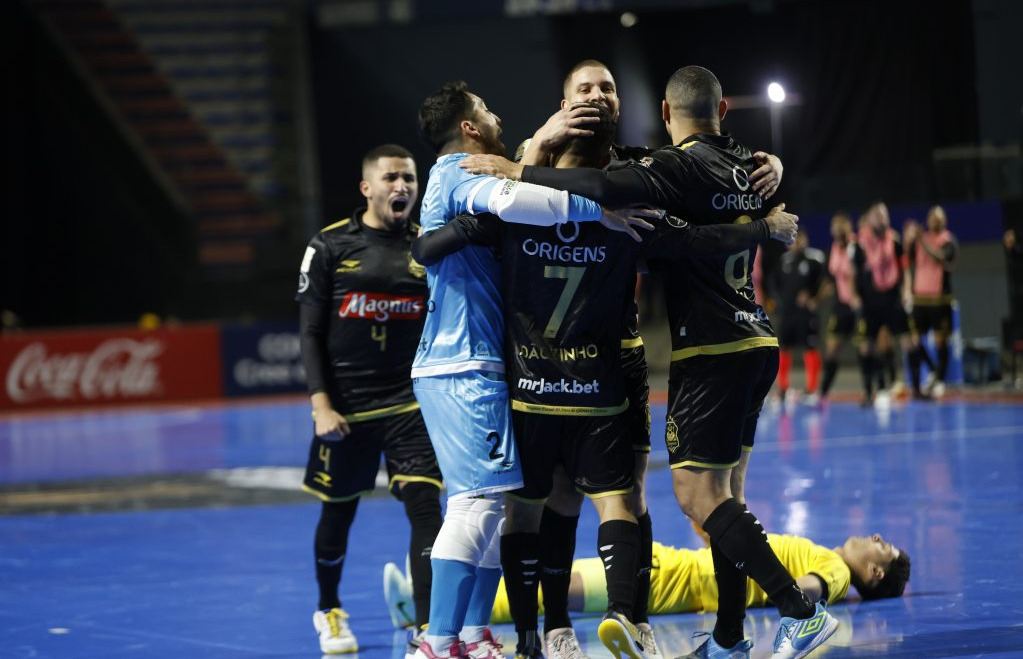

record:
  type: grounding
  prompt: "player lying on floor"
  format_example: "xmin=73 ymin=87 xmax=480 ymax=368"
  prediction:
xmin=384 ymin=533 xmax=909 ymax=628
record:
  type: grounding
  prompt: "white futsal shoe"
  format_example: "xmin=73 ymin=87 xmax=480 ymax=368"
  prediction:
xmin=546 ymin=627 xmax=589 ymax=659
xmin=384 ymin=561 xmax=416 ymax=629
xmin=313 ymin=607 xmax=359 ymax=654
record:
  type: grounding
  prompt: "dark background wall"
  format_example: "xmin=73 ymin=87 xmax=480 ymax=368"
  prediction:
xmin=3 ymin=0 xmax=1019 ymax=329
xmin=310 ymin=0 xmax=985 ymax=221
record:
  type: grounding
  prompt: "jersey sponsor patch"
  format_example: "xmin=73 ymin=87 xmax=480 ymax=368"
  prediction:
xmin=516 ymin=375 xmax=600 ymax=395
xmin=337 ymin=292 xmax=424 ymax=321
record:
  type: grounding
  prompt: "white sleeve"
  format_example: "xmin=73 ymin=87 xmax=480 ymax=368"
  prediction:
xmin=466 ymin=178 xmax=601 ymax=226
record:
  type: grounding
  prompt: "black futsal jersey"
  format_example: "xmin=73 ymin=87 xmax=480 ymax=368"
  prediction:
xmin=498 ymin=220 xmax=639 ymax=415
xmin=623 ymin=134 xmax=778 ymax=360
xmin=295 ymin=208 xmax=427 ymax=414
xmin=452 ymin=210 xmax=771 ymax=415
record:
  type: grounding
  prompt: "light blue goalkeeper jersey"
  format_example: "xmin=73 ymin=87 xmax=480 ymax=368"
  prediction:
xmin=411 ymin=153 xmax=601 ymax=378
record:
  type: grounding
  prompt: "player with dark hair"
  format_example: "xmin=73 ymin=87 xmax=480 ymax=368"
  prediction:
xmin=819 ymin=212 xmax=863 ymax=401
xmin=855 ymin=202 xmax=914 ymax=404
xmin=296 ymin=144 xmax=443 ymax=654
xmin=507 ymin=60 xmax=785 ymax=659
xmin=768 ymin=230 xmax=826 ymax=404
xmin=443 ymin=96 xmax=797 ymax=659
xmin=409 ymin=82 xmax=652 ymax=659
xmin=460 ymin=65 xmax=839 ymax=659
xmin=481 ymin=532 xmax=909 ymax=620
xmin=904 ymin=206 xmax=957 ymax=398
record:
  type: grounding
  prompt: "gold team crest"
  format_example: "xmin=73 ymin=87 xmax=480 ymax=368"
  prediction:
xmin=665 ymin=417 xmax=680 ymax=453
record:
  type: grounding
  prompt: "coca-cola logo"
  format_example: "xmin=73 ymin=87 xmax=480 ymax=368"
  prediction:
xmin=338 ymin=293 xmax=424 ymax=322
xmin=6 ymin=339 xmax=164 ymax=403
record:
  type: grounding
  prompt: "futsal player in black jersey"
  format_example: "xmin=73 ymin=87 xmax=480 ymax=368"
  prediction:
xmin=512 ymin=61 xmax=785 ymax=659
xmin=420 ymin=102 xmax=798 ymax=659
xmin=295 ymin=144 xmax=443 ymax=654
xmin=460 ymin=66 xmax=839 ymax=659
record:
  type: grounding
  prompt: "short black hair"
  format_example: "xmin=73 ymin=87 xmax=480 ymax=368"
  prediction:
xmin=362 ymin=144 xmax=414 ymax=171
xmin=851 ymin=549 xmax=911 ymax=601
xmin=563 ymin=59 xmax=612 ymax=97
xmin=417 ymin=81 xmax=473 ymax=154
xmin=665 ymin=65 xmax=721 ymax=121
xmin=560 ymin=101 xmax=616 ymax=167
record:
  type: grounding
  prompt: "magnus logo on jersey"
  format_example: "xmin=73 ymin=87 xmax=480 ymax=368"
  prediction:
xmin=517 ymin=376 xmax=601 ymax=395
xmin=338 ymin=293 xmax=424 ymax=322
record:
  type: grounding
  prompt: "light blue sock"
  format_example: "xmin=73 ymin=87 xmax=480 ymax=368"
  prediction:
xmin=428 ymin=558 xmax=476 ymax=639
xmin=463 ymin=566 xmax=502 ymax=628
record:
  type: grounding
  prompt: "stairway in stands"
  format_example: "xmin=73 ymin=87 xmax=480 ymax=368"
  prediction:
xmin=31 ymin=0 xmax=288 ymax=273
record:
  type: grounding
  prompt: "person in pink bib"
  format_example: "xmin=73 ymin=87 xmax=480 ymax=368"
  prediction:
xmin=904 ymin=206 xmax=957 ymax=398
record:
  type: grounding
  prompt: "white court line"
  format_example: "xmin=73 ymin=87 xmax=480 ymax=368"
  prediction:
xmin=755 ymin=424 xmax=1023 ymax=452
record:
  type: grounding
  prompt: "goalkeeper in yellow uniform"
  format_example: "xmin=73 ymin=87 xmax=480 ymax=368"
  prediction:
xmin=488 ymin=533 xmax=908 ymax=623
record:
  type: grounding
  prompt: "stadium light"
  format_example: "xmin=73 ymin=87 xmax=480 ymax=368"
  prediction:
xmin=767 ymin=82 xmax=786 ymax=104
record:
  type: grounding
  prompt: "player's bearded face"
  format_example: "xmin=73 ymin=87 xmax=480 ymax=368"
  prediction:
xmin=567 ymin=66 xmax=621 ymax=122
xmin=363 ymin=156 xmax=418 ymax=225
xmin=469 ymin=95 xmax=505 ymax=155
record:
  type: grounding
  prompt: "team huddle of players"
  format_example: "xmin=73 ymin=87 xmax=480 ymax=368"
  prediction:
xmin=295 ymin=60 xmax=911 ymax=659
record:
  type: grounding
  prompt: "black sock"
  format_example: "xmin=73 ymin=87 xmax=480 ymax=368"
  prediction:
xmin=883 ymin=349 xmax=897 ymax=387
xmin=702 ymin=499 xmax=814 ymax=620
xmin=859 ymin=353 xmax=874 ymax=398
xmin=401 ymin=482 xmax=443 ymax=629
xmin=539 ymin=507 xmax=579 ymax=633
xmin=315 ymin=498 xmax=359 ymax=610
xmin=516 ymin=630 xmax=540 ymax=656
xmin=908 ymin=348 xmax=923 ymax=393
xmin=634 ymin=511 xmax=653 ymax=624
xmin=821 ymin=358 xmax=839 ymax=396
xmin=598 ymin=520 xmax=640 ymax=621
xmin=502 ymin=532 xmax=542 ymax=639
xmin=937 ymin=344 xmax=949 ymax=381
xmin=711 ymin=540 xmax=746 ymax=648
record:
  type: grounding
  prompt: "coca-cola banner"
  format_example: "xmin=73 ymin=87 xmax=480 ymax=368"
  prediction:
xmin=220 ymin=322 xmax=306 ymax=398
xmin=0 ymin=326 xmax=223 ymax=410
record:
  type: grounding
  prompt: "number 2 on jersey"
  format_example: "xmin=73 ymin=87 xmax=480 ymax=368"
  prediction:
xmin=542 ymin=265 xmax=585 ymax=339
xmin=485 ymin=431 xmax=504 ymax=460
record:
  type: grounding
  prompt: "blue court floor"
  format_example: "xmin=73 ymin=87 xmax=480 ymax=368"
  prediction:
xmin=2 ymin=394 xmax=1023 ymax=658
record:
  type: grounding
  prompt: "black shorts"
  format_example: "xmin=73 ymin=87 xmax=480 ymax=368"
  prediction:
xmin=827 ymin=302 xmax=858 ymax=339
xmin=509 ymin=410 xmax=634 ymax=500
xmin=621 ymin=344 xmax=651 ymax=452
xmin=778 ymin=309 xmax=819 ymax=349
xmin=910 ymin=302 xmax=953 ymax=337
xmin=303 ymin=406 xmax=442 ymax=502
xmin=860 ymin=289 xmax=910 ymax=340
xmin=665 ymin=347 xmax=778 ymax=469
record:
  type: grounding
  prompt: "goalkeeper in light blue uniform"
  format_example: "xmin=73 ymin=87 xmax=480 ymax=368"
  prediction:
xmin=409 ymin=81 xmax=651 ymax=659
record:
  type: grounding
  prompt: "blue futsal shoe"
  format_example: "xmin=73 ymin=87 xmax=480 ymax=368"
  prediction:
xmin=676 ymin=632 xmax=752 ymax=658
xmin=770 ymin=601 xmax=839 ymax=659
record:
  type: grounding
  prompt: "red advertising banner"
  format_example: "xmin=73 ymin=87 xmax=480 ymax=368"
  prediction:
xmin=0 ymin=325 xmax=223 ymax=410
